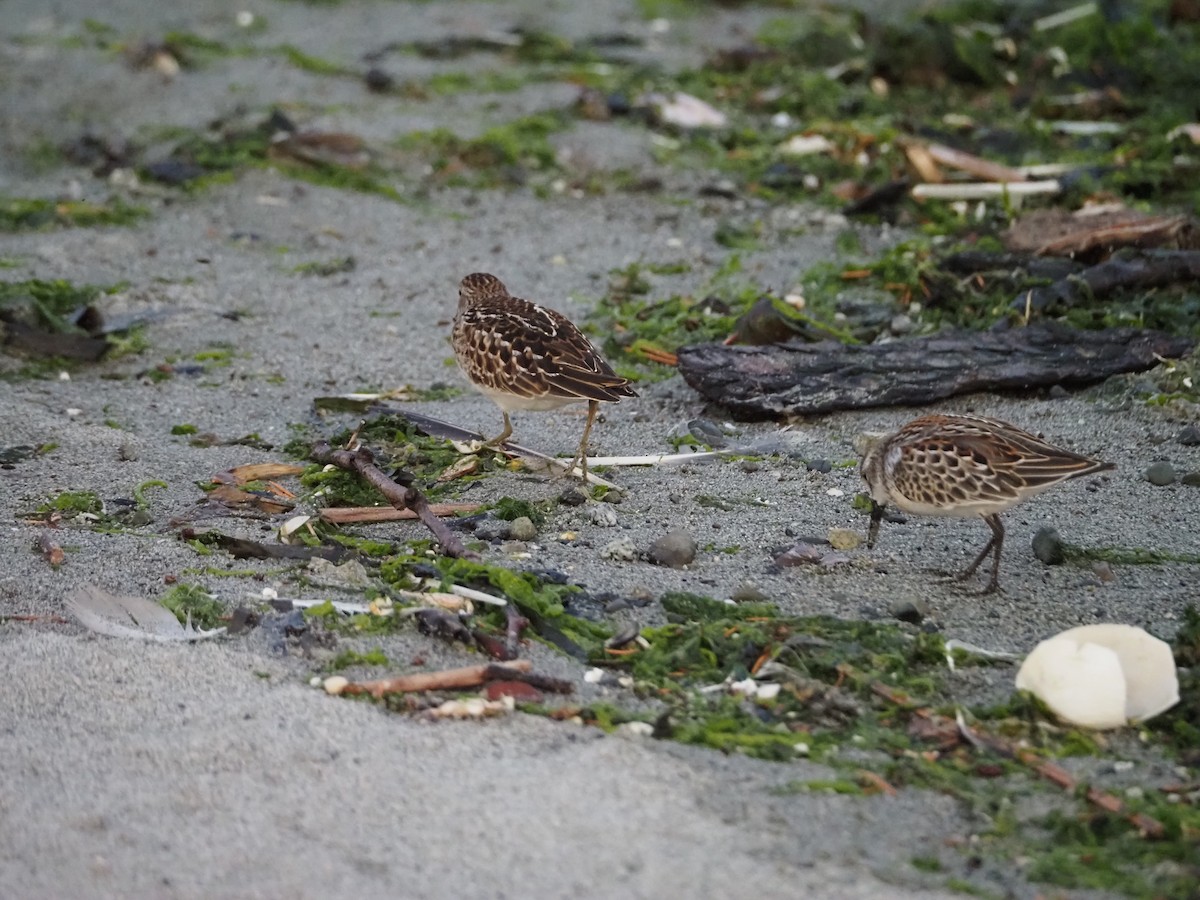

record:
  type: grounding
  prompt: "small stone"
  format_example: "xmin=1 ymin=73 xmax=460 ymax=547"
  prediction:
xmin=828 ymin=527 xmax=861 ymax=551
xmin=499 ymin=540 xmax=529 ymax=555
xmin=508 ymin=516 xmax=537 ymax=541
xmin=890 ymin=598 xmax=928 ymax=624
xmin=117 ymin=442 xmax=138 ymax=461
xmin=1048 ymin=384 xmax=1070 ymax=399
xmin=1032 ymin=526 xmax=1066 ymax=565
xmin=805 ymin=458 xmax=832 ymax=473
xmin=1092 ymin=561 xmax=1116 ymax=583
xmin=323 ymin=676 xmax=349 ymax=695
xmin=686 ymin=417 xmax=729 ymax=448
xmin=1181 ymin=471 xmax=1200 ymax=487
xmin=1178 ymin=423 xmax=1200 ymax=446
xmin=558 ymin=486 xmax=589 ymax=506
xmin=473 ymin=517 xmax=510 ymax=542
xmin=587 ymin=505 xmax=618 ymax=527
xmin=1146 ymin=461 xmax=1177 ymax=486
xmin=602 ymin=537 xmax=639 ymax=562
xmin=740 ymin=459 xmax=760 ymax=473
xmin=889 ymin=313 xmax=914 ymax=335
xmin=648 ymin=529 xmax=697 ymax=568
xmin=731 ymin=581 xmax=769 ymax=604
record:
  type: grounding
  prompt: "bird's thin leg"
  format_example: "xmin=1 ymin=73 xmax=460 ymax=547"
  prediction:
xmin=959 ymin=514 xmax=1005 ymax=593
xmin=867 ymin=501 xmax=884 ymax=549
xmin=483 ymin=412 xmax=513 ymax=449
xmin=983 ymin=514 xmax=1005 ymax=594
xmin=562 ymin=400 xmax=598 ymax=482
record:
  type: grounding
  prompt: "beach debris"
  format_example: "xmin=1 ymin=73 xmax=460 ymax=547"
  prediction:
xmin=180 ymin=527 xmax=346 ymax=562
xmin=36 ymin=532 xmax=65 ymax=567
xmin=1015 ymin=624 xmax=1180 ymax=730
xmin=329 ymin=660 xmax=571 ymax=699
xmin=1011 ymin=250 xmax=1200 ymax=317
xmin=1003 ymin=208 xmax=1195 ymax=260
xmin=643 ymin=92 xmax=727 ymax=129
xmin=66 ymin=584 xmax=226 ymax=642
xmin=677 ymin=322 xmax=1194 ymax=420
xmin=428 ymin=696 xmax=516 ymax=719
xmin=317 ymin=503 xmax=481 ymax=525
xmin=310 ymin=441 xmax=476 ymax=559
xmin=773 ymin=540 xmax=849 ymax=568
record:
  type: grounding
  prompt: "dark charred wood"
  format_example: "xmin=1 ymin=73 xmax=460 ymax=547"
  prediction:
xmin=1012 ymin=249 xmax=1200 ymax=315
xmin=676 ymin=322 xmax=1194 ymax=421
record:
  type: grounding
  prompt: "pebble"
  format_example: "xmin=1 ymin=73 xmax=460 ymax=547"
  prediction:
xmin=731 ymin=581 xmax=770 ymax=604
xmin=1178 ymin=423 xmax=1200 ymax=446
xmin=1181 ymin=471 xmax=1200 ymax=487
xmin=890 ymin=598 xmax=928 ymax=624
xmin=601 ymin=537 xmax=639 ymax=561
xmin=558 ymin=486 xmax=589 ymax=506
xmin=686 ymin=417 xmax=729 ymax=448
xmin=805 ymin=458 xmax=832 ymax=473
xmin=587 ymin=505 xmax=618 ymax=527
xmin=648 ymin=529 xmax=697 ymax=568
xmin=1032 ymin=526 xmax=1066 ymax=565
xmin=508 ymin=516 xmax=537 ymax=541
xmin=889 ymin=313 xmax=914 ymax=335
xmin=827 ymin=527 xmax=861 ymax=551
xmin=1092 ymin=561 xmax=1117 ymax=583
xmin=473 ymin=517 xmax=510 ymax=542
xmin=1146 ymin=461 xmax=1177 ymax=486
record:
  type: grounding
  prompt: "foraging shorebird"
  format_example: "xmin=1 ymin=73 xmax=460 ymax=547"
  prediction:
xmin=859 ymin=413 xmax=1114 ymax=592
xmin=451 ymin=272 xmax=636 ymax=481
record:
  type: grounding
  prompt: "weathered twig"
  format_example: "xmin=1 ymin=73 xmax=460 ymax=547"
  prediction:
xmin=342 ymin=660 xmax=533 ymax=698
xmin=925 ymin=142 xmax=1028 ymax=183
xmin=956 ymin=714 xmax=1166 ymax=839
xmin=318 ymin=503 xmax=482 ymax=524
xmin=311 ymin=441 xmax=477 ymax=559
xmin=872 ymin=681 xmax=1167 ymax=838
xmin=912 ymin=180 xmax=1061 ymax=201
xmin=505 ymin=605 xmax=530 ymax=660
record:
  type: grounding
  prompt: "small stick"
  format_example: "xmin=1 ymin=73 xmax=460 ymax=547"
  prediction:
xmin=311 ymin=442 xmax=477 ymax=560
xmin=505 ymin=605 xmax=530 ymax=660
xmin=858 ymin=769 xmax=899 ymax=797
xmin=925 ymin=143 xmax=1028 ymax=183
xmin=912 ymin=180 xmax=1061 ymax=200
xmin=956 ymin=714 xmax=1165 ymax=839
xmin=343 ymin=660 xmax=534 ymax=699
xmin=318 ymin=503 xmax=482 ymax=524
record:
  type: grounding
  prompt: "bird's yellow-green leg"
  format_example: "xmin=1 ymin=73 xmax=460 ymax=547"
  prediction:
xmin=958 ymin=513 xmax=1005 ymax=594
xmin=563 ymin=400 xmax=598 ymax=482
xmin=483 ymin=411 xmax=513 ymax=449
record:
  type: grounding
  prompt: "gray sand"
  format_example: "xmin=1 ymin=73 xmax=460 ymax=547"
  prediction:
xmin=2 ymin=2 xmax=1197 ymax=898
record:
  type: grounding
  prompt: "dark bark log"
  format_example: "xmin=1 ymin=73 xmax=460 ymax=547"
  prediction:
xmin=676 ymin=322 xmax=1194 ymax=421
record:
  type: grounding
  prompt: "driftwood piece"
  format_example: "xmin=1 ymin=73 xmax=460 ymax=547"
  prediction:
xmin=1013 ymin=249 xmax=1200 ymax=315
xmin=676 ymin=322 xmax=1194 ymax=421
xmin=311 ymin=442 xmax=477 ymax=560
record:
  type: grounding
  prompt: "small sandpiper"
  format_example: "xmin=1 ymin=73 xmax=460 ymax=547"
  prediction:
xmin=858 ymin=413 xmax=1114 ymax=592
xmin=451 ymin=272 xmax=636 ymax=481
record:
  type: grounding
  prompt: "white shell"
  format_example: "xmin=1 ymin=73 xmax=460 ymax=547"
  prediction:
xmin=1015 ymin=624 xmax=1179 ymax=729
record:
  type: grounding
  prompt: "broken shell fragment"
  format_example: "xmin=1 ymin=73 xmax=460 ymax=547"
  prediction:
xmin=1015 ymin=624 xmax=1179 ymax=730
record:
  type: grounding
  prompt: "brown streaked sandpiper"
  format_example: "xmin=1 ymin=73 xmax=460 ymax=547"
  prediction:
xmin=451 ymin=272 xmax=636 ymax=481
xmin=858 ymin=413 xmax=1114 ymax=592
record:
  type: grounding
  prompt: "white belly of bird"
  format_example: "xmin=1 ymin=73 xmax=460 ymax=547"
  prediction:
xmin=890 ymin=494 xmax=1021 ymax=518
xmin=475 ymin=384 xmax=582 ymax=413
